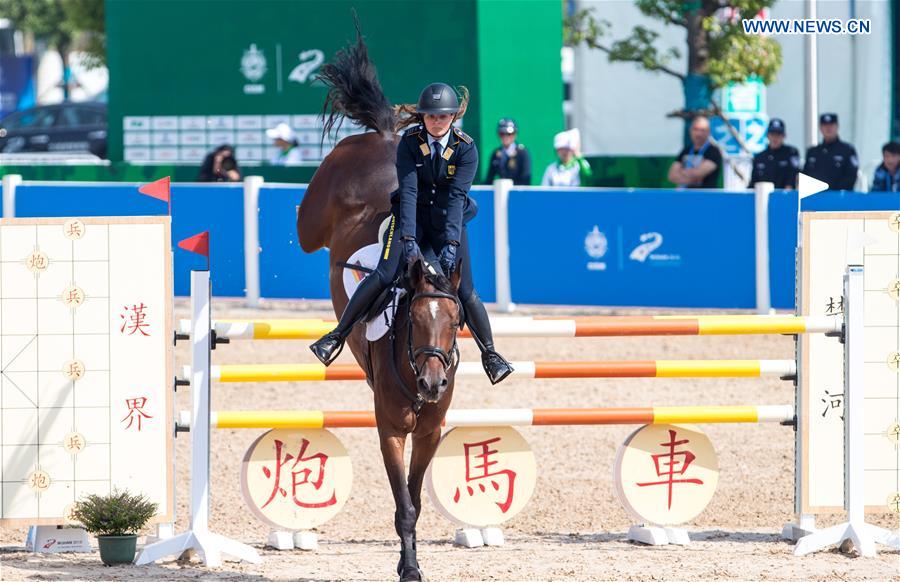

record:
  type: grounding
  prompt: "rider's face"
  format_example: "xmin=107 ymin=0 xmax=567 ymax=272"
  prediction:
xmin=424 ymin=114 xmax=453 ymax=137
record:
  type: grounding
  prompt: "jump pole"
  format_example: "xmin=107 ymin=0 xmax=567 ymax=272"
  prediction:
xmin=184 ymin=359 xmax=797 ymax=383
xmin=179 ymin=314 xmax=841 ymax=340
xmin=175 ymin=405 xmax=796 ymax=430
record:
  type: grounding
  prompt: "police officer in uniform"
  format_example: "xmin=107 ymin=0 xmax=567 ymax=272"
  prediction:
xmin=748 ymin=118 xmax=800 ymax=189
xmin=485 ymin=118 xmax=531 ymax=185
xmin=803 ymin=113 xmax=859 ymax=191
xmin=310 ymin=82 xmax=514 ymax=384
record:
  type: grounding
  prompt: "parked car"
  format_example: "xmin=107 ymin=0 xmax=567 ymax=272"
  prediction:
xmin=0 ymin=102 xmax=107 ymax=158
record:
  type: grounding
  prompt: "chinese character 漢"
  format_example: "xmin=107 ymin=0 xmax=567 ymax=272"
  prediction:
xmin=453 ymin=437 xmax=517 ymax=513
xmin=121 ymin=397 xmax=153 ymax=431
xmin=260 ymin=438 xmax=337 ymax=509
xmin=636 ymin=429 xmax=704 ymax=510
xmin=120 ymin=303 xmax=151 ymax=336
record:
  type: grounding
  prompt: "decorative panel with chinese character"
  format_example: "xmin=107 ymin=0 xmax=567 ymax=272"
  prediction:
xmin=800 ymin=211 xmax=900 ymax=514
xmin=240 ymin=428 xmax=352 ymax=531
xmin=425 ymin=426 xmax=536 ymax=528
xmin=0 ymin=217 xmax=173 ymax=525
xmin=614 ymin=424 xmax=719 ymax=526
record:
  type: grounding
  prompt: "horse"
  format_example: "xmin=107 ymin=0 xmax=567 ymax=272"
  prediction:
xmin=297 ymin=32 xmax=463 ymax=582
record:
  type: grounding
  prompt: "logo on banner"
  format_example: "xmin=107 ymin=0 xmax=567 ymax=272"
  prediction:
xmin=241 ymin=44 xmax=267 ymax=94
xmin=584 ymin=226 xmax=608 ymax=271
xmin=289 ymin=49 xmax=324 ymax=84
xmin=629 ymin=232 xmax=681 ymax=265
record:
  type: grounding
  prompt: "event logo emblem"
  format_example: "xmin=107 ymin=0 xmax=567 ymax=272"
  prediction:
xmin=584 ymin=226 xmax=608 ymax=271
xmin=288 ymin=49 xmax=324 ymax=84
xmin=241 ymin=44 xmax=267 ymax=94
xmin=629 ymin=232 xmax=681 ymax=265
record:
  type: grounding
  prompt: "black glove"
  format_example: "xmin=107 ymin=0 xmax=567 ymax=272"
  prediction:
xmin=403 ymin=238 xmax=421 ymax=264
xmin=439 ymin=243 xmax=457 ymax=275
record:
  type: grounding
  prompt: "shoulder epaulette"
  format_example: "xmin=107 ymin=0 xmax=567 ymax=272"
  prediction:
xmin=453 ymin=127 xmax=473 ymax=144
xmin=403 ymin=125 xmax=423 ymax=137
xmin=517 ymin=144 xmax=526 ymax=150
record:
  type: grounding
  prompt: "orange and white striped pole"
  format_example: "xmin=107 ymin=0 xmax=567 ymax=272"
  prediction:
xmin=188 ymin=405 xmax=795 ymax=430
xmin=178 ymin=315 xmax=840 ymax=340
xmin=185 ymin=359 xmax=796 ymax=383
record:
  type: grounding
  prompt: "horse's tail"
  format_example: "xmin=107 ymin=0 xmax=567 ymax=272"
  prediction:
xmin=319 ymin=20 xmax=396 ymax=137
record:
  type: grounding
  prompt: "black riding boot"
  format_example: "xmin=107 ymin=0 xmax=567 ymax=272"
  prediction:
xmin=310 ymin=274 xmax=386 ymax=365
xmin=462 ymin=292 xmax=514 ymax=384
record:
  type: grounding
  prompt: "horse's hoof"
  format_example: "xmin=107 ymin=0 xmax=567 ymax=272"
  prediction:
xmin=399 ymin=566 xmax=423 ymax=582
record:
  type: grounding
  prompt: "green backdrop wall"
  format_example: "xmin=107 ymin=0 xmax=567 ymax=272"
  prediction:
xmin=106 ymin=0 xmax=563 ymax=183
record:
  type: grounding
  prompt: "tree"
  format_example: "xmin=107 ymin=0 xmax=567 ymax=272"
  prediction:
xmin=0 ymin=0 xmax=106 ymax=100
xmin=566 ymin=0 xmax=783 ymax=149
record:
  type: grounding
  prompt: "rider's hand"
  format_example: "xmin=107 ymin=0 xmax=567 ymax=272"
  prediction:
xmin=439 ymin=243 xmax=457 ymax=275
xmin=403 ymin=238 xmax=421 ymax=264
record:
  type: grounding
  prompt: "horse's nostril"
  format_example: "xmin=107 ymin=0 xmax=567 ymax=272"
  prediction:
xmin=440 ymin=378 xmax=448 ymax=387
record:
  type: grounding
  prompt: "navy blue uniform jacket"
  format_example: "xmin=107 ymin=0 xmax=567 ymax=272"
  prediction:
xmin=392 ymin=125 xmax=478 ymax=245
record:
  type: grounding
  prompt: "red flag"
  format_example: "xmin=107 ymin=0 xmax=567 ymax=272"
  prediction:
xmin=177 ymin=231 xmax=209 ymax=257
xmin=138 ymin=176 xmax=170 ymax=202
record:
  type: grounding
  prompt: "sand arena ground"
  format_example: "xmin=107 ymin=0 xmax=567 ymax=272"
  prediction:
xmin=0 ymin=301 xmax=897 ymax=581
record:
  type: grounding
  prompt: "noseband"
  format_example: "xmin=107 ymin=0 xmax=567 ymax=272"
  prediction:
xmin=406 ymin=291 xmax=461 ymax=377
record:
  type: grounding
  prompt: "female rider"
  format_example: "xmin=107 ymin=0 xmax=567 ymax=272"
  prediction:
xmin=310 ymin=82 xmax=514 ymax=384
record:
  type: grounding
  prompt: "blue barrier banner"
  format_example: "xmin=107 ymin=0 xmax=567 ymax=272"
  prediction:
xmin=508 ymin=189 xmax=759 ymax=309
xmin=258 ymin=185 xmax=330 ymax=300
xmin=467 ymin=186 xmax=496 ymax=303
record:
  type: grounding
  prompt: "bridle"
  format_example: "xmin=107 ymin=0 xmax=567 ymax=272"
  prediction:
xmin=406 ymin=290 xmax=461 ymax=378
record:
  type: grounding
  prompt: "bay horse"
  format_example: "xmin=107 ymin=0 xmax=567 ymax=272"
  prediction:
xmin=297 ymin=32 xmax=462 ymax=582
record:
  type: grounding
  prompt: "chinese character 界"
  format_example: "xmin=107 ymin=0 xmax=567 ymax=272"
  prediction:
xmin=260 ymin=438 xmax=337 ymax=509
xmin=453 ymin=437 xmax=517 ymax=513
xmin=120 ymin=303 xmax=150 ymax=336
xmin=636 ymin=429 xmax=704 ymax=510
xmin=121 ymin=397 xmax=153 ymax=431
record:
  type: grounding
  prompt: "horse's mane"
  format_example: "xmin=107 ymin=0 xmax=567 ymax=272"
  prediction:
xmin=319 ymin=18 xmax=396 ymax=140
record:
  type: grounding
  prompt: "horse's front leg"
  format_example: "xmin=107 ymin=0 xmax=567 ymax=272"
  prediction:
xmin=379 ymin=431 xmax=420 ymax=582
xmin=408 ymin=427 xmax=442 ymax=519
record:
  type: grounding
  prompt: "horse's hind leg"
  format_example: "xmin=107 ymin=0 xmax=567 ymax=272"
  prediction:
xmin=379 ymin=431 xmax=421 ymax=582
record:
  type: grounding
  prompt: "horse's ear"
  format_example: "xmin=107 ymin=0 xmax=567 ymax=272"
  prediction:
xmin=450 ymin=258 xmax=462 ymax=290
xmin=408 ymin=257 xmax=426 ymax=288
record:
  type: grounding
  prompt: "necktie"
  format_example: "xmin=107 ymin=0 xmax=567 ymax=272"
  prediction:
xmin=432 ymin=141 xmax=442 ymax=177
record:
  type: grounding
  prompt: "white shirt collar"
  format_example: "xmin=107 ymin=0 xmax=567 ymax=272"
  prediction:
xmin=427 ymin=131 xmax=451 ymax=150
xmin=503 ymin=143 xmax=517 ymax=156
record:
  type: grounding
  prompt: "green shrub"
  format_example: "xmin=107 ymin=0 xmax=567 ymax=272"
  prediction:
xmin=71 ymin=489 xmax=158 ymax=537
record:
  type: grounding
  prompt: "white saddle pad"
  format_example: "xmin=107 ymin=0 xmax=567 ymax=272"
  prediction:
xmin=342 ymin=223 xmax=438 ymax=341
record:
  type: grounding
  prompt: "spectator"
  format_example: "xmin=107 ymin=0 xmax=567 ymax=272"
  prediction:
xmin=485 ymin=118 xmax=531 ymax=185
xmin=541 ymin=129 xmax=592 ymax=186
xmin=871 ymin=141 xmax=900 ymax=192
xmin=197 ymin=145 xmax=241 ymax=182
xmin=748 ymin=118 xmax=800 ymax=190
xmin=803 ymin=113 xmax=859 ymax=191
xmin=266 ymin=122 xmax=303 ymax=165
xmin=667 ymin=116 xmax=722 ymax=189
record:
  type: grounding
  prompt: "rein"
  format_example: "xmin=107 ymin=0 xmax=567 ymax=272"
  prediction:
xmin=387 ymin=284 xmax=461 ymax=415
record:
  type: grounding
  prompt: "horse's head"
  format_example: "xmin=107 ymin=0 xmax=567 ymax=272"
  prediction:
xmin=406 ymin=257 xmax=462 ymax=404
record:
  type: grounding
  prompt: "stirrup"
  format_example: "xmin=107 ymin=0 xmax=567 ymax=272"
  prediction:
xmin=482 ymin=350 xmax=514 ymax=385
xmin=309 ymin=331 xmax=345 ymax=366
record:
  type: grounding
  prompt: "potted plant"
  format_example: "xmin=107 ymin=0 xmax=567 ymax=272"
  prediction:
xmin=71 ymin=489 xmax=158 ymax=565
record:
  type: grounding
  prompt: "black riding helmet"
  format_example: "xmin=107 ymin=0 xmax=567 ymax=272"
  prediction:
xmin=497 ymin=118 xmax=517 ymax=134
xmin=416 ymin=83 xmax=460 ymax=115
